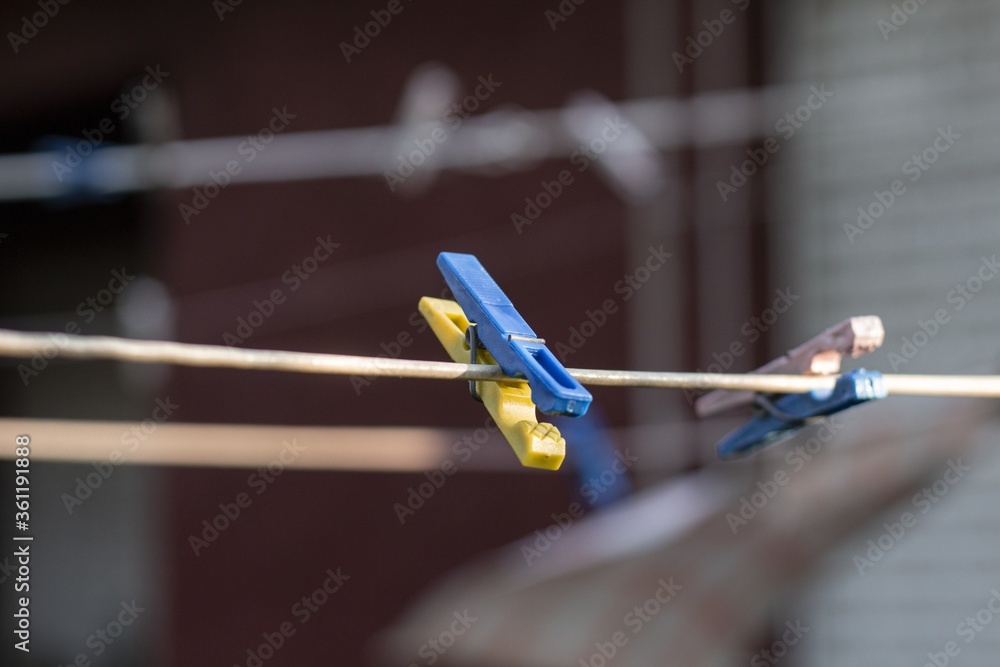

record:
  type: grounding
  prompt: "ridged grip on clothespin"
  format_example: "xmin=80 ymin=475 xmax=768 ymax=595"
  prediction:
xmin=418 ymin=297 xmax=566 ymax=470
xmin=436 ymin=252 xmax=593 ymax=417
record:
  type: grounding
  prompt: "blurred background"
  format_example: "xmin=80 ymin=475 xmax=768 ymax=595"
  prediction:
xmin=2 ymin=0 xmax=1000 ymax=665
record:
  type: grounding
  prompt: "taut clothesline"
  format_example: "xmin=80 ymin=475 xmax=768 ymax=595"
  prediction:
xmin=2 ymin=328 xmax=999 ymax=398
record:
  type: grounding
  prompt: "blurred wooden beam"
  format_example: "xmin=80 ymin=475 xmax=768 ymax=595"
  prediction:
xmin=0 ymin=418 xmax=530 ymax=472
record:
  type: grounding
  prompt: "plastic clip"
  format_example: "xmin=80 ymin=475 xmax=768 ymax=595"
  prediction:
xmin=715 ymin=368 xmax=887 ymax=459
xmin=419 ymin=297 xmax=566 ymax=470
xmin=436 ymin=252 xmax=592 ymax=417
xmin=696 ymin=316 xmax=885 ymax=418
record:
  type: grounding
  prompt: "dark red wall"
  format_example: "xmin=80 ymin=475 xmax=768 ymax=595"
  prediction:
xmin=0 ymin=0 xmax=766 ymax=663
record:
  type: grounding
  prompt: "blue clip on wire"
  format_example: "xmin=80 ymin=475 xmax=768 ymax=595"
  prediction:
xmin=436 ymin=252 xmax=593 ymax=417
xmin=716 ymin=368 xmax=887 ymax=459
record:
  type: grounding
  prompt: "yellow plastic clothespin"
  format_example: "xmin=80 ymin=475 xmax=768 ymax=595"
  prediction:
xmin=418 ymin=297 xmax=566 ymax=470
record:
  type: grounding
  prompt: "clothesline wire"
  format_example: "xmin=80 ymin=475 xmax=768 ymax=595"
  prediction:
xmin=2 ymin=328 xmax=1000 ymax=397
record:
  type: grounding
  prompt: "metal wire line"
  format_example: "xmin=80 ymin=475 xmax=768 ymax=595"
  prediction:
xmin=3 ymin=328 xmax=1000 ymax=397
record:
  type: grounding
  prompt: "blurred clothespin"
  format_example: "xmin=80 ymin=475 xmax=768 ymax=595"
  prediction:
xmin=388 ymin=63 xmax=461 ymax=195
xmin=561 ymin=91 xmax=667 ymax=204
xmin=555 ymin=407 xmax=632 ymax=507
xmin=695 ymin=316 xmax=885 ymax=417
xmin=715 ymin=369 xmax=887 ymax=458
xmin=696 ymin=316 xmax=887 ymax=459
xmin=419 ymin=297 xmax=567 ymax=470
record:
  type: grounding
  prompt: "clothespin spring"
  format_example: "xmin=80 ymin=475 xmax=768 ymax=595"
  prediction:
xmin=754 ymin=394 xmax=808 ymax=424
xmin=466 ymin=324 xmax=484 ymax=404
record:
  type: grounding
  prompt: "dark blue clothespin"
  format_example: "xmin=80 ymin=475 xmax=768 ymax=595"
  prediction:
xmin=436 ymin=252 xmax=593 ymax=417
xmin=555 ymin=408 xmax=632 ymax=507
xmin=716 ymin=368 xmax=887 ymax=458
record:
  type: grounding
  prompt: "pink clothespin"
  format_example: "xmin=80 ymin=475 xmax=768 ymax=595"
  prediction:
xmin=695 ymin=316 xmax=885 ymax=417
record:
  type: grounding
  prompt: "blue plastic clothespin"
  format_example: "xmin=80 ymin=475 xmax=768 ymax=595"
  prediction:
xmin=436 ymin=252 xmax=593 ymax=417
xmin=716 ymin=368 xmax=887 ymax=458
xmin=555 ymin=408 xmax=632 ymax=507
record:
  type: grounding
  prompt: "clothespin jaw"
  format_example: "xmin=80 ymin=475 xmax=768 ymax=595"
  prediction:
xmin=715 ymin=369 xmax=887 ymax=458
xmin=436 ymin=252 xmax=593 ymax=417
xmin=418 ymin=297 xmax=566 ymax=470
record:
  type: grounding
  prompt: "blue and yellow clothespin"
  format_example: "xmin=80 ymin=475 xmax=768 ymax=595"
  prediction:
xmin=436 ymin=252 xmax=592 ymax=417
xmin=419 ymin=252 xmax=593 ymax=470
